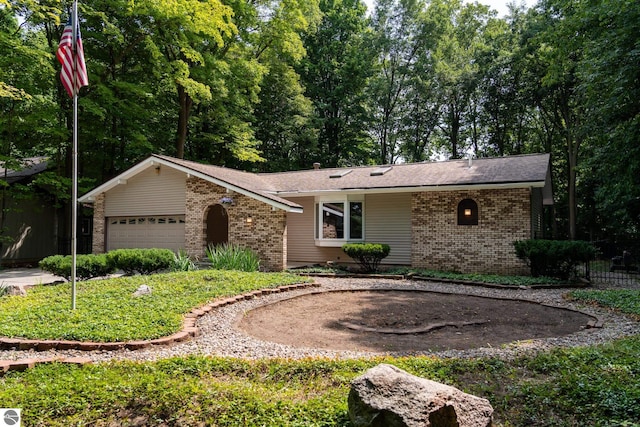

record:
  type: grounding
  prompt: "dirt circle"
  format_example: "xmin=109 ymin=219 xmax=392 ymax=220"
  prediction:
xmin=237 ymin=290 xmax=596 ymax=353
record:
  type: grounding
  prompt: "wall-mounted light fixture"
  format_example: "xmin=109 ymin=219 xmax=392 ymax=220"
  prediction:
xmin=246 ymin=216 xmax=253 ymax=225
xmin=464 ymin=208 xmax=472 ymax=217
xmin=155 ymin=165 xmax=161 ymax=175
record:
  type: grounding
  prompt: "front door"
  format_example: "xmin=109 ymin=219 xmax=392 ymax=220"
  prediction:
xmin=206 ymin=204 xmax=228 ymax=247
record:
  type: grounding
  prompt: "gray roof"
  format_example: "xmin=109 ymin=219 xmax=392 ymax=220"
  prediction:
xmin=154 ymin=155 xmax=299 ymax=210
xmin=0 ymin=157 xmax=48 ymax=184
xmin=261 ymin=154 xmax=551 ymax=194
xmin=80 ymin=153 xmax=553 ymax=209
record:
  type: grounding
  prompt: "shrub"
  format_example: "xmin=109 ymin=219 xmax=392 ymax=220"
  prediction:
xmin=172 ymin=249 xmax=198 ymax=272
xmin=39 ymin=254 xmax=115 ymax=281
xmin=342 ymin=243 xmax=391 ymax=273
xmin=513 ymin=239 xmax=596 ymax=280
xmin=206 ymin=243 xmax=260 ymax=272
xmin=106 ymin=248 xmax=175 ymax=275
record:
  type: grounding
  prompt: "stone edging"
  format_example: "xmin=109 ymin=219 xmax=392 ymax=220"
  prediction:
xmin=0 ymin=283 xmax=318 ymax=376
xmin=297 ymin=272 xmax=590 ymax=289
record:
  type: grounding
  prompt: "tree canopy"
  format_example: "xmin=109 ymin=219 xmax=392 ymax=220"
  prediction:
xmin=1 ymin=0 xmax=639 ymax=247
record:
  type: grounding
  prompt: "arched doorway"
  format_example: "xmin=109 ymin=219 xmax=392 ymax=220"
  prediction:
xmin=206 ymin=204 xmax=228 ymax=247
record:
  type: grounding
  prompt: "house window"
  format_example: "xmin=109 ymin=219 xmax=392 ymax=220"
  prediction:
xmin=457 ymin=199 xmax=478 ymax=225
xmin=315 ymin=198 xmax=364 ymax=245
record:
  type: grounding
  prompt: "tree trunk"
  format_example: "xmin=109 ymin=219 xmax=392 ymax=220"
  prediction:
xmin=176 ymin=86 xmax=193 ymax=159
xmin=568 ymin=135 xmax=579 ymax=240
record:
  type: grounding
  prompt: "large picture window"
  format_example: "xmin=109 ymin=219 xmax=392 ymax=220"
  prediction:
xmin=315 ymin=198 xmax=364 ymax=245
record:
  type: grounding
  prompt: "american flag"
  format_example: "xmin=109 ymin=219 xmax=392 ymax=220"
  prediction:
xmin=56 ymin=18 xmax=88 ymax=98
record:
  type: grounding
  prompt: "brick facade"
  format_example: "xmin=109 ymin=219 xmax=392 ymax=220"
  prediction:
xmin=185 ymin=177 xmax=287 ymax=271
xmin=91 ymin=194 xmax=106 ymax=254
xmin=90 ymin=175 xmax=534 ymax=274
xmin=411 ymin=189 xmax=531 ymax=275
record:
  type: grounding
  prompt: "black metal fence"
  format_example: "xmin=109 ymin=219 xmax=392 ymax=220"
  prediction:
xmin=587 ymin=239 xmax=640 ymax=287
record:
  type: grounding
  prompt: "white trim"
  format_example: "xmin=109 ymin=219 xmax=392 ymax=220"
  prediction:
xmin=274 ymin=181 xmax=547 ymax=198
xmin=314 ymin=197 xmax=365 ymax=245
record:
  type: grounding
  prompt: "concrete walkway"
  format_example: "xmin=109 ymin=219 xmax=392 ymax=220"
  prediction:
xmin=0 ymin=268 xmax=63 ymax=286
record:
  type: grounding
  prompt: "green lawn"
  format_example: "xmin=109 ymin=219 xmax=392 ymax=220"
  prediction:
xmin=1 ymin=339 xmax=639 ymax=426
xmin=1 ymin=274 xmax=639 ymax=426
xmin=0 ymin=270 xmax=310 ymax=341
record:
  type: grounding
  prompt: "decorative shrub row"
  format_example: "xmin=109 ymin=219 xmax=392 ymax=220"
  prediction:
xmin=342 ymin=243 xmax=391 ymax=273
xmin=39 ymin=254 xmax=115 ymax=281
xmin=513 ymin=239 xmax=596 ymax=280
xmin=40 ymin=248 xmax=176 ymax=280
xmin=105 ymin=248 xmax=175 ymax=275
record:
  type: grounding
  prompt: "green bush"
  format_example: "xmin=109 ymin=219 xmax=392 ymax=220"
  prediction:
xmin=106 ymin=248 xmax=175 ymax=275
xmin=206 ymin=243 xmax=260 ymax=272
xmin=342 ymin=242 xmax=391 ymax=272
xmin=39 ymin=254 xmax=115 ymax=281
xmin=513 ymin=239 xmax=596 ymax=280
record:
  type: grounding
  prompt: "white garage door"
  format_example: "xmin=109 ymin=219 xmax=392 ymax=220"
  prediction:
xmin=106 ymin=216 xmax=186 ymax=252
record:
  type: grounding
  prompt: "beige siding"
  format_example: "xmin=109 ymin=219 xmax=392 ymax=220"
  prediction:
xmin=286 ymin=197 xmax=346 ymax=264
xmin=285 ymin=194 xmax=412 ymax=266
xmin=105 ymin=167 xmax=186 ymax=217
xmin=364 ymin=193 xmax=412 ymax=264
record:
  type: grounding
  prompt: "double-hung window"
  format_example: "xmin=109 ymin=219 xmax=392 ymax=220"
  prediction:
xmin=315 ymin=196 xmax=364 ymax=246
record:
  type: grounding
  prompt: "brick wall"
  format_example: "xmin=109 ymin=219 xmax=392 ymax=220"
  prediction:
xmin=91 ymin=194 xmax=106 ymax=254
xmin=185 ymin=177 xmax=287 ymax=271
xmin=411 ymin=189 xmax=531 ymax=275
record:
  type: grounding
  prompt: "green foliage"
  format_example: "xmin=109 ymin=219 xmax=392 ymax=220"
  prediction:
xmin=38 ymin=254 xmax=115 ymax=281
xmin=393 ymin=267 xmax=563 ymax=286
xmin=342 ymin=242 xmax=390 ymax=272
xmin=513 ymin=239 xmax=596 ymax=280
xmin=2 ymin=336 xmax=640 ymax=425
xmin=289 ymin=265 xmax=563 ymax=286
xmin=106 ymin=248 xmax=175 ymax=275
xmin=206 ymin=243 xmax=260 ymax=272
xmin=0 ymin=270 xmax=309 ymax=341
xmin=569 ymin=289 xmax=640 ymax=318
xmin=172 ymin=249 xmax=198 ymax=272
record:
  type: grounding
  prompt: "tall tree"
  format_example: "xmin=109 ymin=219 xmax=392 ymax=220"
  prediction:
xmin=527 ymin=0 xmax=589 ymax=240
xmin=133 ymin=0 xmax=237 ymax=159
xmin=368 ymin=0 xmax=428 ymax=164
xmin=430 ymin=0 xmax=492 ymax=159
xmin=298 ymin=0 xmax=376 ymax=167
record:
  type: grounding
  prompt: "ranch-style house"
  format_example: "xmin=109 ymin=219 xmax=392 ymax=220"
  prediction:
xmin=78 ymin=153 xmax=553 ymax=274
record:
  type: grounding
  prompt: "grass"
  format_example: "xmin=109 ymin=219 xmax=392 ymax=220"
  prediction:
xmin=1 ymin=339 xmax=639 ymax=426
xmin=0 ymin=270 xmax=310 ymax=341
xmin=568 ymin=289 xmax=640 ymax=319
xmin=1 ymin=273 xmax=639 ymax=425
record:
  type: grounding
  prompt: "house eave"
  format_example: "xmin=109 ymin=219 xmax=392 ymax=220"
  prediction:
xmin=272 ymin=181 xmax=548 ymax=198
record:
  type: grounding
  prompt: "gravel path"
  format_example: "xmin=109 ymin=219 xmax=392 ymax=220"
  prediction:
xmin=2 ymin=277 xmax=640 ymax=363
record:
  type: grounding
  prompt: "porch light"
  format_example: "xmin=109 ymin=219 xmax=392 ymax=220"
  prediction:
xmin=220 ymin=196 xmax=234 ymax=207
xmin=246 ymin=216 xmax=253 ymax=224
xmin=464 ymin=208 xmax=472 ymax=217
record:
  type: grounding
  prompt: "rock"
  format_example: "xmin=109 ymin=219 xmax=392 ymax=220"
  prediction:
xmin=348 ymin=364 xmax=493 ymax=427
xmin=2 ymin=284 xmax=27 ymax=296
xmin=133 ymin=285 xmax=152 ymax=297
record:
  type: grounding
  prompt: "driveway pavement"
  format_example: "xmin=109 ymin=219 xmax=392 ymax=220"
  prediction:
xmin=0 ymin=268 xmax=63 ymax=286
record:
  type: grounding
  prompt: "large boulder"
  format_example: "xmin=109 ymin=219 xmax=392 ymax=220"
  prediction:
xmin=348 ymin=364 xmax=493 ymax=427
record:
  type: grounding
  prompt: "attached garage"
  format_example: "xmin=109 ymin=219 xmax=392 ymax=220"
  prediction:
xmin=106 ymin=216 xmax=186 ymax=252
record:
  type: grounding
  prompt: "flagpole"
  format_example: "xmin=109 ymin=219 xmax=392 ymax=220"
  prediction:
xmin=71 ymin=0 xmax=79 ymax=310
